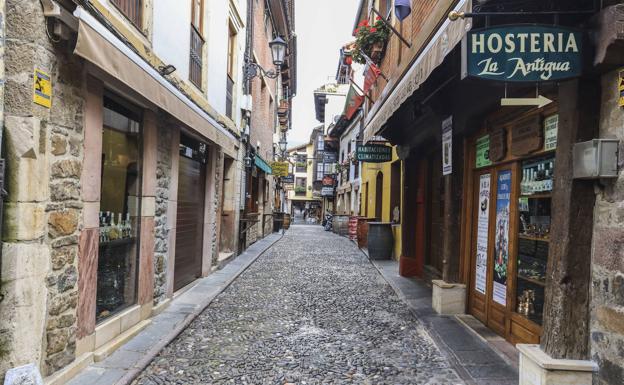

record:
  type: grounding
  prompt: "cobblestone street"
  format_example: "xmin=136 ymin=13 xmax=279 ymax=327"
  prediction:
xmin=134 ymin=226 xmax=464 ymax=385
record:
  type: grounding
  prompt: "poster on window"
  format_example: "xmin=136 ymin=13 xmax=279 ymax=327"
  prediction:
xmin=475 ymin=174 xmax=491 ymax=295
xmin=442 ymin=116 xmax=453 ymax=175
xmin=493 ymin=170 xmax=511 ymax=306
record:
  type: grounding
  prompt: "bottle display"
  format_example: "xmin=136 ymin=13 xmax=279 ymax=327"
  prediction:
xmin=516 ymin=155 xmax=555 ymax=326
xmin=98 ymin=211 xmax=134 ymax=243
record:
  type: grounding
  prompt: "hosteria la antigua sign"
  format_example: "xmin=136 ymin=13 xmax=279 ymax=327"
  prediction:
xmin=466 ymin=25 xmax=582 ymax=82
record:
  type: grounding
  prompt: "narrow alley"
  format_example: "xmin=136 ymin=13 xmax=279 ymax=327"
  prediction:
xmin=128 ymin=225 xmax=514 ymax=385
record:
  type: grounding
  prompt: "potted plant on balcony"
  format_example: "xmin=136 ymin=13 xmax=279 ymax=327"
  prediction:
xmin=352 ymin=17 xmax=390 ymax=65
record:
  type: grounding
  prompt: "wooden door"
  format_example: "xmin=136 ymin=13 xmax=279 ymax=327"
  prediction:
xmin=469 ymin=164 xmax=516 ymax=337
xmin=174 ymin=156 xmax=206 ymax=291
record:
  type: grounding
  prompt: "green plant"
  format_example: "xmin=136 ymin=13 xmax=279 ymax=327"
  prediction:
xmin=295 ymin=186 xmax=306 ymax=194
xmin=352 ymin=17 xmax=391 ymax=64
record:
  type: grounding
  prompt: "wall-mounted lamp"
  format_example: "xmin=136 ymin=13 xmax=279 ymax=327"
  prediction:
xmin=244 ymin=36 xmax=288 ymax=80
xmin=158 ymin=64 xmax=177 ymax=76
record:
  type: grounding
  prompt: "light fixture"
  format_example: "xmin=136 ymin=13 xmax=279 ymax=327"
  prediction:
xmin=269 ymin=36 xmax=287 ymax=67
xmin=244 ymin=154 xmax=253 ymax=168
xmin=244 ymin=37 xmax=288 ymax=80
xmin=278 ymin=138 xmax=288 ymax=153
xmin=158 ymin=64 xmax=177 ymax=76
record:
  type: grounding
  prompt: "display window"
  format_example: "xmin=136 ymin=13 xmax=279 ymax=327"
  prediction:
xmin=96 ymin=95 xmax=143 ymax=322
xmin=466 ymin=105 xmax=558 ymax=344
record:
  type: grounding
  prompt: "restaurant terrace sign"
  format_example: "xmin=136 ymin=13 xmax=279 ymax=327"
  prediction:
xmin=356 ymin=144 xmax=392 ymax=163
xmin=466 ymin=25 xmax=582 ymax=82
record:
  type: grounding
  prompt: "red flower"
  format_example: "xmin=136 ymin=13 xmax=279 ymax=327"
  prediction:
xmin=376 ymin=16 xmax=382 ymax=20
xmin=370 ymin=28 xmax=377 ymax=33
xmin=362 ymin=19 xmax=369 ymax=26
xmin=354 ymin=28 xmax=359 ymax=34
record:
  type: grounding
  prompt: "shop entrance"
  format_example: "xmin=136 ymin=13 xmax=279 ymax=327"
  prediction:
xmin=174 ymin=135 xmax=207 ymax=291
xmin=469 ymin=164 xmax=518 ymax=337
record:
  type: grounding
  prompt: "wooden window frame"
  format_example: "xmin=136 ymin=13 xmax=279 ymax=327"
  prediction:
xmin=191 ymin=0 xmax=204 ymax=33
xmin=111 ymin=0 xmax=143 ymax=29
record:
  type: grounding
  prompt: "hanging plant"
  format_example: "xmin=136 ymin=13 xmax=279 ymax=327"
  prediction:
xmin=352 ymin=17 xmax=391 ymax=65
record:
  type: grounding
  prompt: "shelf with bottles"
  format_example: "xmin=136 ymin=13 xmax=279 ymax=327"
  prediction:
xmin=520 ymin=157 xmax=555 ymax=196
xmin=99 ymin=211 xmax=135 ymax=244
xmin=515 ymin=278 xmax=545 ymax=325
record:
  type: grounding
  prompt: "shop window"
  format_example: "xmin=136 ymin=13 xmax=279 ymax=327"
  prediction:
xmin=97 ymin=96 xmax=142 ymax=322
xmin=515 ymin=155 xmax=555 ymax=326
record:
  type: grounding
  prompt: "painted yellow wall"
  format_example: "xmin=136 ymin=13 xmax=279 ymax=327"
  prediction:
xmin=359 ymin=147 xmax=403 ymax=260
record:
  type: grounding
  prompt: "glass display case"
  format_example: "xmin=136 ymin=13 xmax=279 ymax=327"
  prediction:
xmin=515 ymin=156 xmax=554 ymax=326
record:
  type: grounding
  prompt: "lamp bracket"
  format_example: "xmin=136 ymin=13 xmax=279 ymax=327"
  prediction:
xmin=244 ymin=62 xmax=279 ymax=80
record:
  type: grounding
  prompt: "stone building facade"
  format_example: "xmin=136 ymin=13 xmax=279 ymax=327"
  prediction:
xmin=0 ymin=0 xmax=251 ymax=383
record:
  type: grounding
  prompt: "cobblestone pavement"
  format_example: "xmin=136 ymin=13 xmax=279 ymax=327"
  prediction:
xmin=134 ymin=225 xmax=464 ymax=385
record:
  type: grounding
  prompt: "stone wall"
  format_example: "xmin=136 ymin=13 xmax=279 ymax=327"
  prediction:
xmin=0 ymin=0 xmax=85 ymax=378
xmin=590 ymin=69 xmax=624 ymax=384
xmin=154 ymin=116 xmax=173 ymax=305
xmin=210 ymin=149 xmax=224 ymax=267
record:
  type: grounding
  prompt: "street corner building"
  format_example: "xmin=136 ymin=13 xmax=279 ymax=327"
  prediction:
xmin=0 ymin=0 xmax=296 ymax=383
xmin=323 ymin=0 xmax=624 ymax=384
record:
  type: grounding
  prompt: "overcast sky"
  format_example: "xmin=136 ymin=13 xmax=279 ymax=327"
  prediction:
xmin=290 ymin=0 xmax=360 ymax=147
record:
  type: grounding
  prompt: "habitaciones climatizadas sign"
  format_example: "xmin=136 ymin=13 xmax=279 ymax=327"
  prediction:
xmin=356 ymin=144 xmax=392 ymax=163
xmin=466 ymin=25 xmax=582 ymax=82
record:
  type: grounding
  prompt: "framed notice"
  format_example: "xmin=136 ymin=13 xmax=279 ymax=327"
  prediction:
xmin=476 ymin=135 xmax=491 ymax=168
xmin=544 ymin=115 xmax=558 ymax=151
xmin=493 ymin=170 xmax=512 ymax=306
xmin=442 ymin=116 xmax=453 ymax=175
xmin=33 ymin=69 xmax=52 ymax=108
xmin=475 ymin=173 xmax=491 ymax=295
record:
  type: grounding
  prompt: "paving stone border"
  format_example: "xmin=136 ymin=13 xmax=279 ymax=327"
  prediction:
xmin=67 ymin=233 xmax=283 ymax=385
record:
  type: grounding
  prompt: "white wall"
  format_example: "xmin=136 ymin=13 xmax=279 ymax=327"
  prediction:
xmin=152 ymin=1 xmax=192 ymax=81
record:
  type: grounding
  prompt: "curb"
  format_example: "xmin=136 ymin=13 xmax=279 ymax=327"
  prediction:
xmin=114 ymin=232 xmax=285 ymax=385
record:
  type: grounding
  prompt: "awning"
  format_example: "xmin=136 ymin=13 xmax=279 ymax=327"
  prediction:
xmin=363 ymin=0 xmax=472 ymax=143
xmin=73 ymin=7 xmax=238 ymax=158
xmin=254 ymin=155 xmax=272 ymax=174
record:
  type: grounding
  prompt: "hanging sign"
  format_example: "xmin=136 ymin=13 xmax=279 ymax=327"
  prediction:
xmin=282 ymin=174 xmax=294 ymax=184
xmin=356 ymin=144 xmax=392 ymax=163
xmin=442 ymin=116 xmax=453 ymax=175
xmin=544 ymin=114 xmax=559 ymax=151
xmin=322 ymin=175 xmax=335 ymax=187
xmin=321 ymin=186 xmax=335 ymax=197
xmin=466 ymin=25 xmax=583 ymax=82
xmin=33 ymin=69 xmax=52 ymax=108
xmin=323 ymin=151 xmax=338 ymax=163
xmin=619 ymin=69 xmax=624 ymax=107
xmin=476 ymin=135 xmax=491 ymax=168
xmin=493 ymin=170 xmax=512 ymax=306
xmin=475 ymin=173 xmax=491 ymax=295
xmin=271 ymin=162 xmax=289 ymax=177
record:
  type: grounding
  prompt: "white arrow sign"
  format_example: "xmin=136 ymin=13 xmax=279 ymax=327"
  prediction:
xmin=501 ymin=95 xmax=553 ymax=108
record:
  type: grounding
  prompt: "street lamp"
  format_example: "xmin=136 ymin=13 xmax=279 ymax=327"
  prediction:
xmin=244 ymin=36 xmax=288 ymax=80
xmin=278 ymin=138 xmax=288 ymax=153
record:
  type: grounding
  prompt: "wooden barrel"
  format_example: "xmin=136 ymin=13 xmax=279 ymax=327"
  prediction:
xmin=367 ymin=222 xmax=394 ymax=260
xmin=333 ymin=215 xmax=350 ymax=236
xmin=283 ymin=214 xmax=291 ymax=230
xmin=348 ymin=216 xmax=358 ymax=240
xmin=356 ymin=217 xmax=372 ymax=249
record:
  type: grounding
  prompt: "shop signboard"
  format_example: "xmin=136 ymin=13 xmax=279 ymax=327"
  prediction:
xmin=322 ymin=175 xmax=335 ymax=187
xmin=544 ymin=114 xmax=558 ymax=151
xmin=321 ymin=186 xmax=335 ymax=197
xmin=323 ymin=151 xmax=338 ymax=163
xmin=442 ymin=116 xmax=453 ymax=175
xmin=493 ymin=170 xmax=512 ymax=306
xmin=619 ymin=69 xmax=624 ymax=107
xmin=356 ymin=144 xmax=392 ymax=163
xmin=282 ymin=174 xmax=294 ymax=184
xmin=475 ymin=174 xmax=490 ymax=295
xmin=466 ymin=25 xmax=583 ymax=82
xmin=271 ymin=162 xmax=289 ymax=177
xmin=33 ymin=69 xmax=52 ymax=108
xmin=476 ymin=135 xmax=491 ymax=168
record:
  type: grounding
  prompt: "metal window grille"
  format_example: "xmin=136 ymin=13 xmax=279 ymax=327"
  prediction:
xmin=226 ymin=75 xmax=234 ymax=118
xmin=189 ymin=27 xmax=204 ymax=88
xmin=111 ymin=0 xmax=142 ymax=28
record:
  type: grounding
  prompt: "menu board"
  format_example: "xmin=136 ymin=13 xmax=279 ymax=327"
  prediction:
xmin=475 ymin=174 xmax=491 ymax=295
xmin=493 ymin=170 xmax=512 ymax=306
xmin=476 ymin=135 xmax=492 ymax=168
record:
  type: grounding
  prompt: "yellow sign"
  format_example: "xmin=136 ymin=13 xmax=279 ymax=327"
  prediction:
xmin=33 ymin=69 xmax=52 ymax=108
xmin=271 ymin=161 xmax=289 ymax=177
xmin=619 ymin=69 xmax=624 ymax=108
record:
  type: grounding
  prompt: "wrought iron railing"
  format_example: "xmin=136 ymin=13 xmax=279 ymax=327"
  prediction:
xmin=111 ymin=0 xmax=142 ymax=28
xmin=189 ymin=27 xmax=204 ymax=88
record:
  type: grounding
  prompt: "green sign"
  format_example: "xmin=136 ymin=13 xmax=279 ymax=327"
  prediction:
xmin=356 ymin=144 xmax=392 ymax=163
xmin=476 ymin=135 xmax=491 ymax=168
xmin=467 ymin=25 xmax=583 ymax=82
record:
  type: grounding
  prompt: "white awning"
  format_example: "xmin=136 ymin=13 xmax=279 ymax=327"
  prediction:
xmin=73 ymin=7 xmax=239 ymax=158
xmin=363 ymin=0 xmax=472 ymax=143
